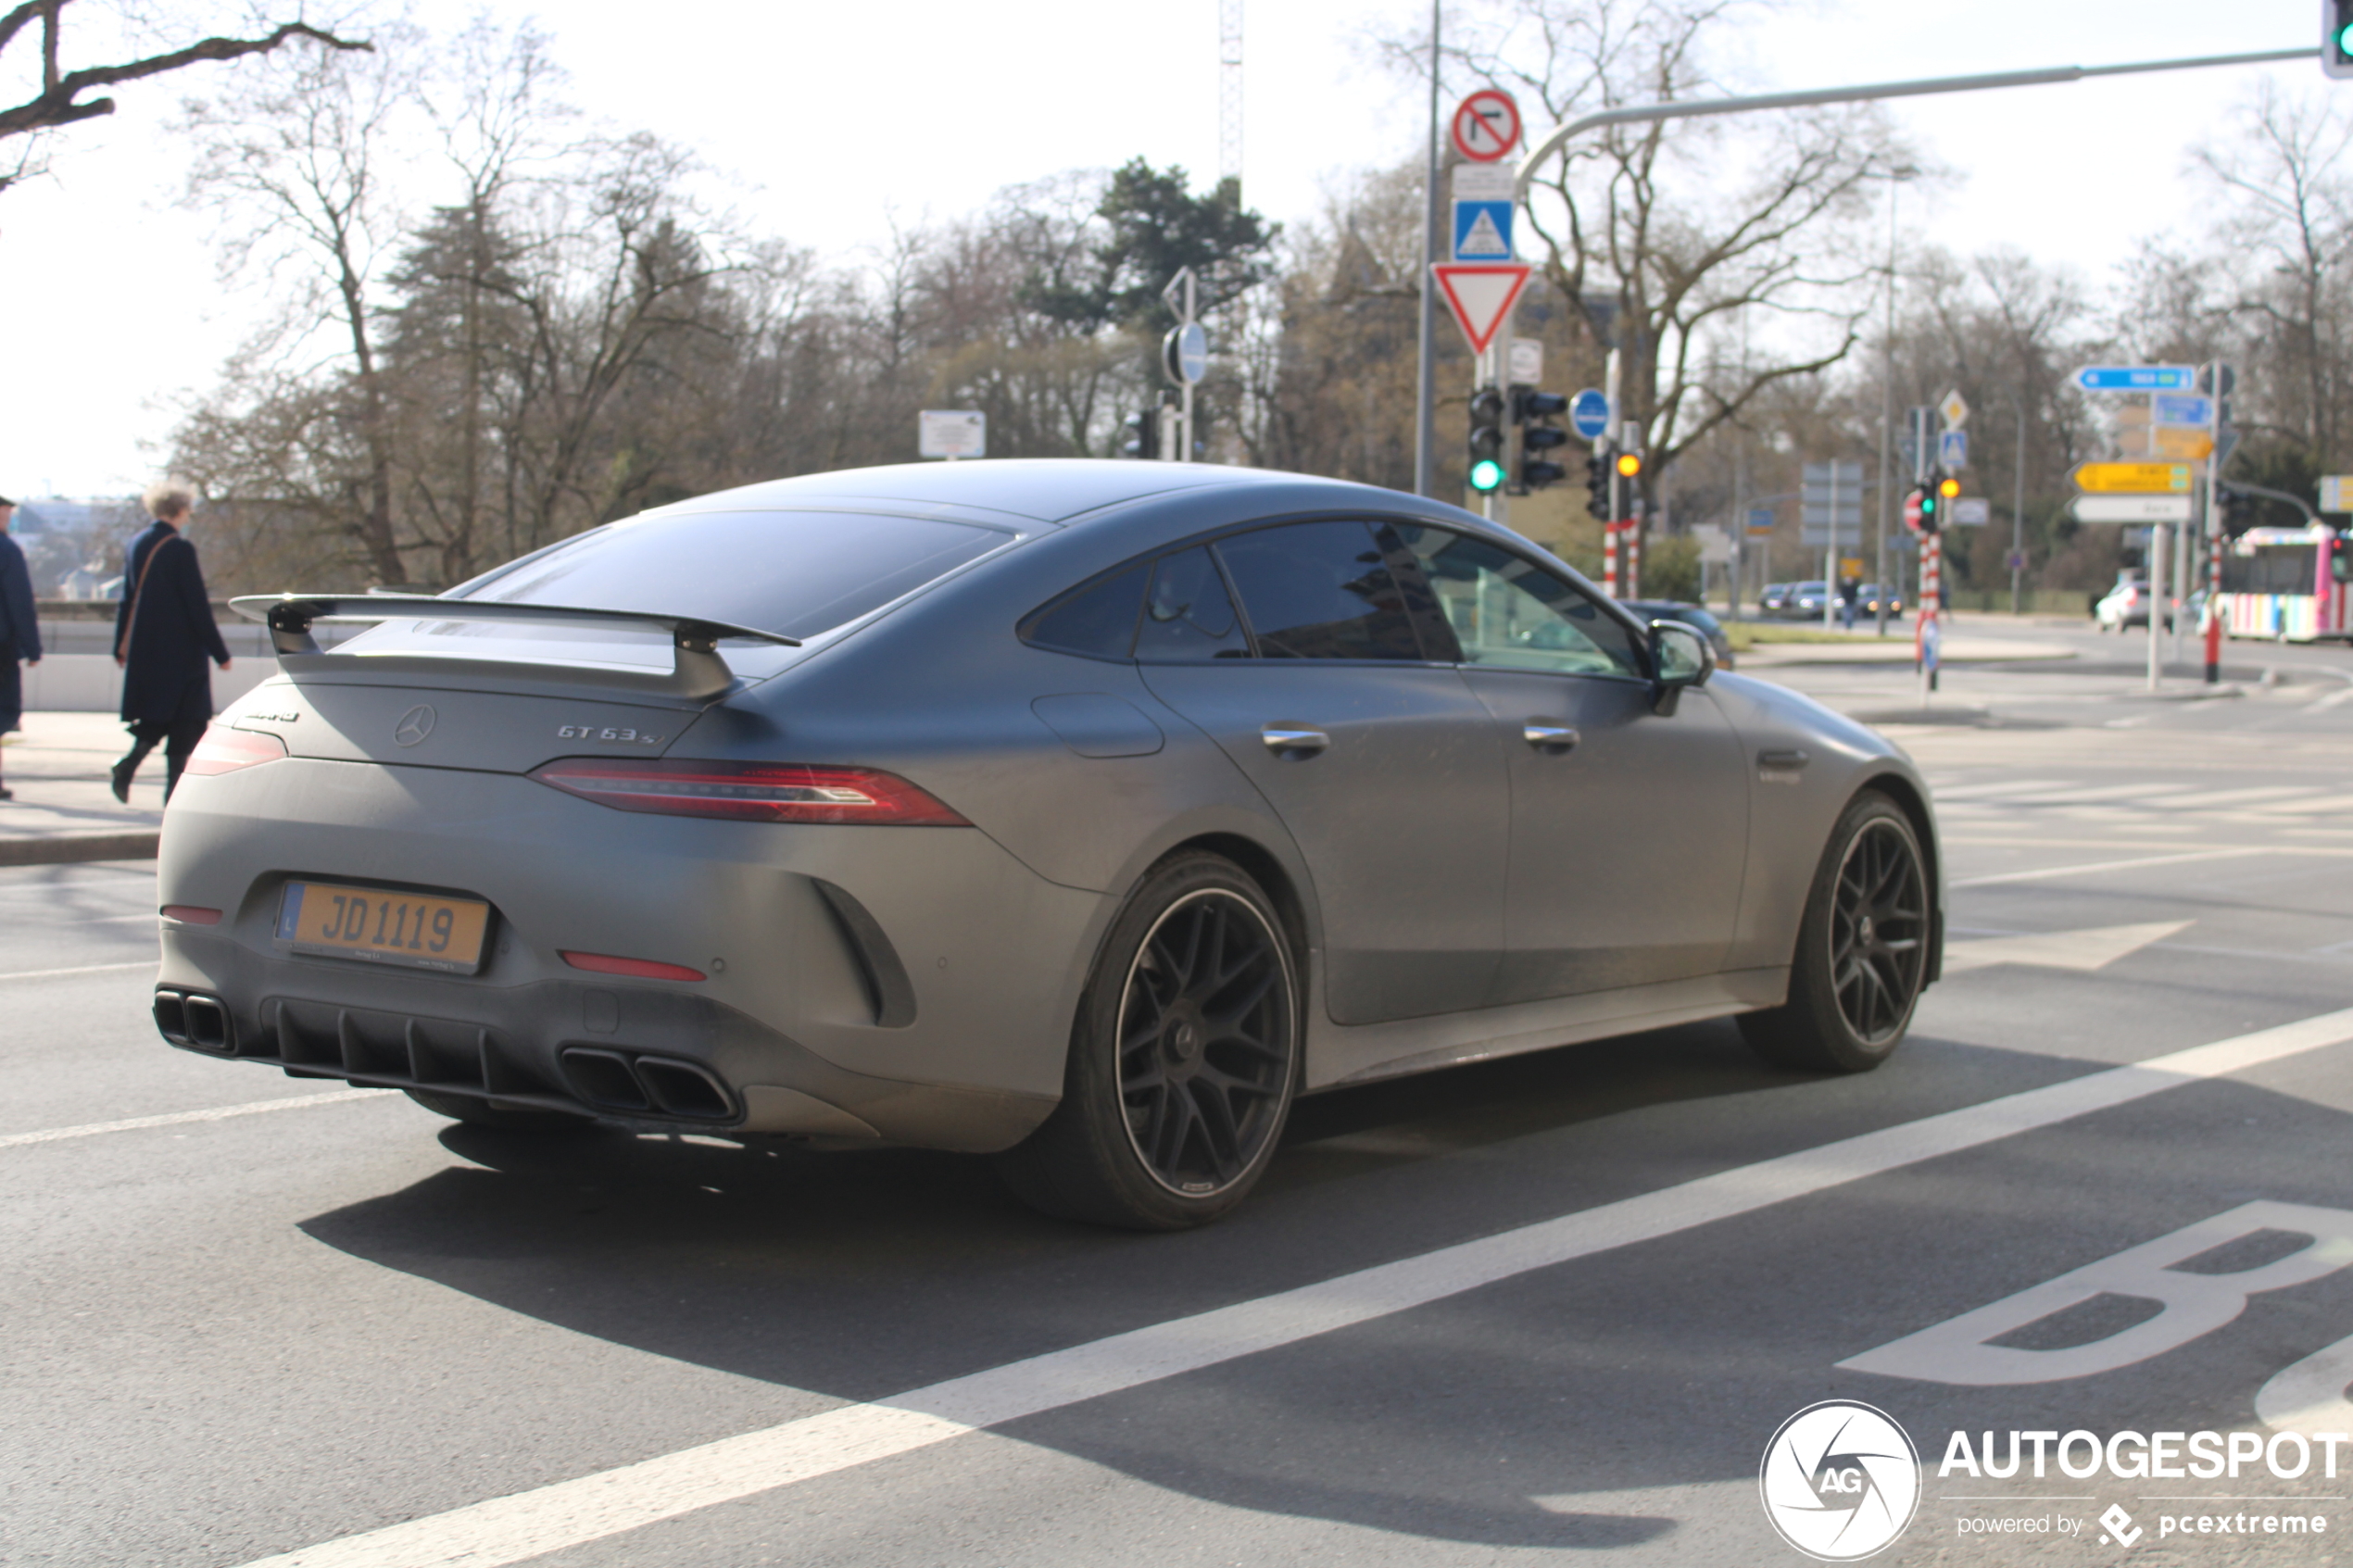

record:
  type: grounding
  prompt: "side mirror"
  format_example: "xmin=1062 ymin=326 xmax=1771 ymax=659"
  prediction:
xmin=1648 ymin=621 xmax=1715 ymax=715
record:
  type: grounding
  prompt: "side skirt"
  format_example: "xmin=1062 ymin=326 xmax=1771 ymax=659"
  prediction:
xmin=1304 ymin=967 xmax=1789 ymax=1092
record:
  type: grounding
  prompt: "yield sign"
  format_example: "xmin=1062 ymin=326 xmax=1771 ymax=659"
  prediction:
xmin=1430 ymin=262 xmax=1530 ymax=355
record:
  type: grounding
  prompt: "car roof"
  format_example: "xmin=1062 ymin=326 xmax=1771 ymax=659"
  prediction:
xmin=639 ymin=458 xmax=1381 ymax=526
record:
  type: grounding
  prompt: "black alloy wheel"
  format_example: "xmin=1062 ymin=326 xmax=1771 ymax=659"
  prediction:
xmin=1827 ymin=816 xmax=1929 ymax=1047
xmin=1115 ymin=888 xmax=1294 ymax=1196
xmin=1000 ymin=852 xmax=1300 ymax=1230
xmin=1740 ymin=793 xmax=1931 ymax=1073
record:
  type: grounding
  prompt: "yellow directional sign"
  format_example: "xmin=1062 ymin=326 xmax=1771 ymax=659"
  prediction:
xmin=2152 ymin=427 xmax=2215 ymax=461
xmin=2073 ymin=462 xmax=2195 ymax=494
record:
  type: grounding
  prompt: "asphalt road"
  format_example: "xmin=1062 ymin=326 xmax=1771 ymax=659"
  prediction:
xmin=6 ymin=622 xmax=2352 ymax=1568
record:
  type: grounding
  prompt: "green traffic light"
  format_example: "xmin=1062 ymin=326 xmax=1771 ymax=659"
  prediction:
xmin=2339 ymin=20 xmax=2353 ymax=51
xmin=1469 ymin=458 xmax=1506 ymax=493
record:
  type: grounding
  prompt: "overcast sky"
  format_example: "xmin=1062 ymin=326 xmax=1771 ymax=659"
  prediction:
xmin=0 ymin=0 xmax=2324 ymax=497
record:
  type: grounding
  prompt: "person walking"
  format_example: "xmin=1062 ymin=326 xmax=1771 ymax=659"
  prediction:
xmin=0 ymin=495 xmax=43 ymax=801
xmin=111 ymin=481 xmax=231 ymax=803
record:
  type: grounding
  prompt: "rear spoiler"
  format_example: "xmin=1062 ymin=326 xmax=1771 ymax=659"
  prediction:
xmin=231 ymin=595 xmax=800 ymax=700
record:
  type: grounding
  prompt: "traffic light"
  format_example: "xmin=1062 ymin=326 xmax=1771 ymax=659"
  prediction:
xmin=1615 ymin=451 xmax=1642 ymax=481
xmin=1515 ymin=389 xmax=1569 ymax=490
xmin=1120 ymin=408 xmax=1158 ymax=459
xmin=1467 ymin=386 xmax=1508 ymax=494
xmin=1586 ymin=452 xmax=1612 ymax=518
xmin=2327 ymin=0 xmax=2353 ymax=78
xmin=2218 ymin=483 xmax=2258 ymax=534
xmin=1919 ymin=471 xmax=1944 ymax=532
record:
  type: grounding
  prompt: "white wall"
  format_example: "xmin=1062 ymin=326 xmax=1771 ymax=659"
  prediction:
xmin=23 ymin=655 xmax=276 ymax=713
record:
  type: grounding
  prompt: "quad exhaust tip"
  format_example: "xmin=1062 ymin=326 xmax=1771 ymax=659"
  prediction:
xmin=559 ymin=1047 xmax=735 ymax=1121
xmin=154 ymin=989 xmax=234 ymax=1054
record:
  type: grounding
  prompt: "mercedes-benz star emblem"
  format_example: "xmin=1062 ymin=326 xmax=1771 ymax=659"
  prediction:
xmin=394 ymin=705 xmax=437 ymax=747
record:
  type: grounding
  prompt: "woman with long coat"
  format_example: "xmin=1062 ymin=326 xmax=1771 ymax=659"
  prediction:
xmin=0 ymin=494 xmax=42 ymax=801
xmin=111 ymin=481 xmax=231 ymax=802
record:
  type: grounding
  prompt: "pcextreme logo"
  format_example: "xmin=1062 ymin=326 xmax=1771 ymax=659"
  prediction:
xmin=1760 ymin=1400 xmax=1923 ymax=1561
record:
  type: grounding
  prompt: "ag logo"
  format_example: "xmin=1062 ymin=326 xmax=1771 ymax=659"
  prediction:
xmin=1759 ymin=1400 xmax=1920 ymax=1561
xmin=393 ymin=705 xmax=436 ymax=747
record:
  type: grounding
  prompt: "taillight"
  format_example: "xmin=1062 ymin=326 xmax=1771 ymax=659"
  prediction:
xmin=531 ymin=759 xmax=970 ymax=825
xmin=561 ymin=951 xmax=705 ymax=982
xmin=184 ymin=727 xmax=288 ymax=776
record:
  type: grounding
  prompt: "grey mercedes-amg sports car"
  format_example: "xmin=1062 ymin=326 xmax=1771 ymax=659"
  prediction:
xmin=153 ymin=460 xmax=1943 ymax=1229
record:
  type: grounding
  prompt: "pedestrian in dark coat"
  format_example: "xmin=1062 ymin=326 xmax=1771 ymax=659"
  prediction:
xmin=111 ymin=481 xmax=231 ymax=802
xmin=0 ymin=494 xmax=43 ymax=801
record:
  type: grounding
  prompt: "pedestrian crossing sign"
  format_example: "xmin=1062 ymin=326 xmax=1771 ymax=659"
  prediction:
xmin=1453 ymin=200 xmax=1515 ymax=261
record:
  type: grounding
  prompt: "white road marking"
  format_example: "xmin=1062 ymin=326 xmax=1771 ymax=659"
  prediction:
xmin=230 ymin=1008 xmax=2353 ymax=1568
xmin=0 ymin=1089 xmax=382 ymax=1148
xmin=1952 ymin=848 xmax=2264 ymax=887
xmin=2159 ymin=786 xmax=2322 ymax=809
xmin=0 ymin=960 xmax=154 ymax=983
xmin=1926 ymin=777 xmax=2074 ymax=801
xmin=2256 ymin=1331 xmax=2353 ymax=1436
xmin=1943 ymin=921 xmax=2192 ymax=973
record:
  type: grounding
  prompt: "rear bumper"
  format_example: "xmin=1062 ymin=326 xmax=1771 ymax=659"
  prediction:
xmin=155 ymin=757 xmax=1108 ymax=1151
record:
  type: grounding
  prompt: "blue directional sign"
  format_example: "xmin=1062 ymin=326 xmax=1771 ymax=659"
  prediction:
xmin=1745 ymin=508 xmax=1775 ymax=537
xmin=2153 ymin=394 xmax=2213 ymax=427
xmin=1452 ymin=200 xmax=1515 ymax=261
xmin=1568 ymin=389 xmax=1611 ymax=441
xmin=2072 ymin=364 xmax=2196 ymax=392
xmin=1938 ymin=430 xmax=1969 ymax=469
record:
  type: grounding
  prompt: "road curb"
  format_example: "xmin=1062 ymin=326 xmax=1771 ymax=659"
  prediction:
xmin=0 ymin=832 xmax=159 ymax=867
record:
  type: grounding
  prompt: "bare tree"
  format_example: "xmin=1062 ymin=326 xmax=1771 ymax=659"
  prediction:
xmin=179 ymin=26 xmax=417 ymax=582
xmin=0 ymin=0 xmax=367 ymax=195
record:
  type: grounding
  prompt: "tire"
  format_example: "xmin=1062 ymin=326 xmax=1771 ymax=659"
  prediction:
xmin=999 ymin=851 xmax=1301 ymax=1230
xmin=1739 ymin=793 xmax=1931 ymax=1073
xmin=405 ymin=1087 xmax=595 ymax=1131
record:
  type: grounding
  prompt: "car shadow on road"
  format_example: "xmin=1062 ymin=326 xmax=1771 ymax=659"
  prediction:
xmin=288 ymin=1018 xmax=2073 ymax=1550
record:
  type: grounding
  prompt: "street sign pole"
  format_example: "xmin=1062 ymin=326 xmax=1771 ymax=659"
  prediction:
xmin=2148 ymin=521 xmax=2167 ymax=692
xmin=1414 ymin=0 xmax=1439 ymax=497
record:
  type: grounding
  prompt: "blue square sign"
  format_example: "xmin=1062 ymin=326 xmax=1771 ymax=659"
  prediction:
xmin=1453 ymin=200 xmax=1515 ymax=261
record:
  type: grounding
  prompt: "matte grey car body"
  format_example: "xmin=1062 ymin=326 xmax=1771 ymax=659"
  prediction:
xmin=153 ymin=460 xmax=1944 ymax=1219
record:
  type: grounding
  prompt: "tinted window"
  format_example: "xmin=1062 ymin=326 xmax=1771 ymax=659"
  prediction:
xmin=1026 ymin=563 xmax=1147 ymax=659
xmin=1214 ymin=521 xmax=1423 ymax=661
xmin=1136 ymin=547 xmax=1250 ymax=660
xmin=459 ymin=509 xmax=1007 ymax=641
xmin=1395 ymin=524 xmax=1643 ymax=678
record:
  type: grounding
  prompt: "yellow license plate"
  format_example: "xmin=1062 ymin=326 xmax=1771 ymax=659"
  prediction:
xmin=276 ymin=881 xmax=491 ymax=972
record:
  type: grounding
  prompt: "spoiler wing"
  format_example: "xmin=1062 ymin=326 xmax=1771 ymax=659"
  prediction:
xmin=231 ymin=595 xmax=800 ymax=700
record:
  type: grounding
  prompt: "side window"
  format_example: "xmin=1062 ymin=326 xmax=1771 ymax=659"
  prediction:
xmin=1214 ymin=521 xmax=1425 ymax=661
xmin=1023 ymin=563 xmax=1148 ymax=659
xmin=1135 ymin=546 xmax=1251 ymax=661
xmin=1393 ymin=524 xmax=1644 ymax=678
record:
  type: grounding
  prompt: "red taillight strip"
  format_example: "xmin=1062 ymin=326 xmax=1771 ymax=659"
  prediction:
xmin=532 ymin=759 xmax=969 ymax=826
xmin=184 ymin=727 xmax=289 ymax=777
xmin=560 ymin=951 xmax=706 ymax=983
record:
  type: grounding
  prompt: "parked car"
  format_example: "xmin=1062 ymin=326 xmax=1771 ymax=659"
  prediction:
xmin=155 ymin=460 xmax=1945 ymax=1230
xmin=1760 ymin=580 xmax=1831 ymax=619
xmin=1621 ymin=599 xmax=1736 ymax=670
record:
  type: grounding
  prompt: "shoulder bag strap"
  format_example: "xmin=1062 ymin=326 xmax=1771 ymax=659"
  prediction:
xmin=116 ymin=533 xmax=167 ymax=662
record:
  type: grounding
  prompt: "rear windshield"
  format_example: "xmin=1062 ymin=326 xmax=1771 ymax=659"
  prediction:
xmin=456 ymin=508 xmax=1011 ymax=640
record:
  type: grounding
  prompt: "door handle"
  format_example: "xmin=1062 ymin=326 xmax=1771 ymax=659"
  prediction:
xmin=1523 ymin=721 xmax=1580 ymax=753
xmin=1261 ymin=724 xmax=1330 ymax=759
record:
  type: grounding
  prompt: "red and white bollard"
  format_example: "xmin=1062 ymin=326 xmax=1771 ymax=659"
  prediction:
xmin=1603 ymin=523 xmax=1619 ymax=598
xmin=2203 ymin=594 xmax=2224 ymax=684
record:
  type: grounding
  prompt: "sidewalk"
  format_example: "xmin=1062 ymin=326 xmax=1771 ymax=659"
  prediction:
xmin=1739 ymin=635 xmax=2077 ymax=667
xmin=0 ymin=712 xmax=168 ymax=866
